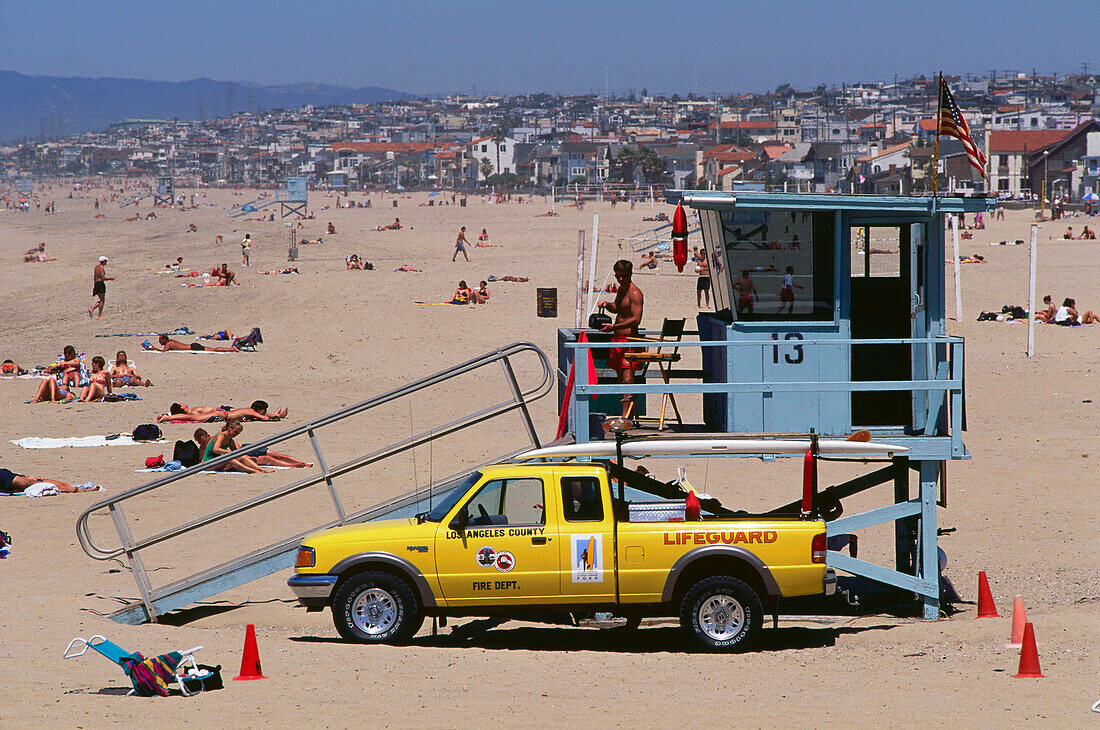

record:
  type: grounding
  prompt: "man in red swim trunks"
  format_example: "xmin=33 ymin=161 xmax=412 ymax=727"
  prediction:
xmin=597 ymin=259 xmax=644 ymax=418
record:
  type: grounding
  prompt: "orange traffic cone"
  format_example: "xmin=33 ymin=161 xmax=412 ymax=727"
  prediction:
xmin=1005 ymin=595 xmax=1028 ymax=648
xmin=233 ymin=623 xmax=268 ymax=680
xmin=976 ymin=571 xmax=1000 ymax=617
xmin=1011 ymin=622 xmax=1044 ymax=678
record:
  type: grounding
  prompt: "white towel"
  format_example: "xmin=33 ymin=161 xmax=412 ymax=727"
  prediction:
xmin=24 ymin=482 xmax=60 ymax=497
xmin=10 ymin=434 xmax=153 ymax=449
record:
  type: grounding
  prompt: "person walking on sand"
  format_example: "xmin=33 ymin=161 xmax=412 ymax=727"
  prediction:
xmin=88 ymin=256 xmax=113 ymax=319
xmin=776 ymin=265 xmax=804 ymax=315
xmin=241 ymin=233 xmax=252 ymax=266
xmin=597 ymin=259 xmax=644 ymax=419
xmin=453 ymin=226 xmax=471 ymax=262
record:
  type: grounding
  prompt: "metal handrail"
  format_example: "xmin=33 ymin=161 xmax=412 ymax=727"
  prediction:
xmin=76 ymin=342 xmax=553 ymax=565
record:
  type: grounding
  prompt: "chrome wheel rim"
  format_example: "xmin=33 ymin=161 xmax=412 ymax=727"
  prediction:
xmin=698 ymin=594 xmax=744 ymax=641
xmin=351 ymin=588 xmax=398 ymax=635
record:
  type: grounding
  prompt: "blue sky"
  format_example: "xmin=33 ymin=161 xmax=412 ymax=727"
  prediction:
xmin=0 ymin=1 xmax=1091 ymax=96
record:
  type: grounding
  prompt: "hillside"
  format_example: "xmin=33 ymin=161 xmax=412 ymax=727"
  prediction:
xmin=0 ymin=70 xmax=412 ymax=141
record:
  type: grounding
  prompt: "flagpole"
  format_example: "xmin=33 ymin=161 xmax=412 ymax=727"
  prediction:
xmin=933 ymin=72 xmax=941 ymax=196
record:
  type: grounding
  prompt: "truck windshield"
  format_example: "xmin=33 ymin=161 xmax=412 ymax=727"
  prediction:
xmin=421 ymin=471 xmax=482 ymax=522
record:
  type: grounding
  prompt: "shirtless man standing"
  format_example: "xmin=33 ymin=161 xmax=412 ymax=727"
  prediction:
xmin=733 ymin=270 xmax=758 ymax=317
xmin=453 ymin=226 xmax=471 ymax=262
xmin=88 ymin=256 xmax=114 ymax=319
xmin=597 ymin=259 xmax=644 ymax=418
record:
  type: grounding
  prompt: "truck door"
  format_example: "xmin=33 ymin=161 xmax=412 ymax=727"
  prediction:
xmin=434 ymin=476 xmax=559 ymax=606
xmin=556 ymin=475 xmax=616 ymax=602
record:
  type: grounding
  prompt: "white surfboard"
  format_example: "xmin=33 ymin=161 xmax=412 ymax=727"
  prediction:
xmin=517 ymin=438 xmax=907 ymax=460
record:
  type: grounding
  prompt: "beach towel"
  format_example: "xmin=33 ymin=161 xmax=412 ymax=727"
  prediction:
xmin=102 ymin=393 xmax=142 ymax=401
xmin=415 ymin=301 xmax=463 ymax=306
xmin=134 ymin=466 xmax=291 ymax=473
xmin=11 ymin=434 xmax=152 ymax=449
xmin=23 ymin=482 xmax=60 ymax=497
xmin=122 ymin=651 xmax=183 ymax=697
xmin=142 ymin=348 xmax=235 ymax=354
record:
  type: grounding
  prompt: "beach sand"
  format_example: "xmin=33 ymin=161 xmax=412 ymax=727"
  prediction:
xmin=1 ymin=186 xmax=1097 ymax=726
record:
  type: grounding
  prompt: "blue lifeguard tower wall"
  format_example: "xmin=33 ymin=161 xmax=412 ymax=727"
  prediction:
xmin=558 ymin=191 xmax=994 ymax=618
xmin=278 ymin=177 xmax=308 ymax=217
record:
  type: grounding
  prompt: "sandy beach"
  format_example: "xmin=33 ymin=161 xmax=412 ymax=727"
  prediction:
xmin=1 ymin=185 xmax=1097 ymax=726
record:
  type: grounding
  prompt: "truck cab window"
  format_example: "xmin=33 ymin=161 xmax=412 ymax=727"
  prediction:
xmin=462 ymin=478 xmax=545 ymax=527
xmin=561 ymin=477 xmax=603 ymax=522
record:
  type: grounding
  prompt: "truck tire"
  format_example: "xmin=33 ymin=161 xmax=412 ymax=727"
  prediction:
xmin=332 ymin=571 xmax=423 ymax=644
xmin=679 ymin=576 xmax=762 ymax=651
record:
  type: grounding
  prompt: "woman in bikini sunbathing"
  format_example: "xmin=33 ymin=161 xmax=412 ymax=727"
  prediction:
xmin=32 ymin=345 xmax=82 ymax=402
xmin=156 ymin=400 xmax=288 ymax=423
xmin=194 ymin=428 xmax=312 ymax=469
xmin=200 ymin=421 xmax=272 ymax=474
xmin=79 ymin=356 xmax=112 ymax=402
xmin=109 ymin=350 xmax=152 ymax=387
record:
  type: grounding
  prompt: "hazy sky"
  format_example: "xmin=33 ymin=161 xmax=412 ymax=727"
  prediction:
xmin=0 ymin=1 xmax=1092 ymax=96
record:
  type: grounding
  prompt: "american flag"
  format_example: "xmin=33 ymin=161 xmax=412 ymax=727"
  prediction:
xmin=938 ymin=78 xmax=987 ymax=178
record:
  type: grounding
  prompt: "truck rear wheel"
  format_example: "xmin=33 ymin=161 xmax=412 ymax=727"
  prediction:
xmin=679 ymin=576 xmax=762 ymax=651
xmin=332 ymin=571 xmax=423 ymax=644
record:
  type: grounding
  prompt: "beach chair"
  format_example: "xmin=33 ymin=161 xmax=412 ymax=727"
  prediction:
xmin=232 ymin=327 xmax=263 ymax=351
xmin=621 ymin=318 xmax=686 ymax=430
xmin=64 ymin=635 xmax=218 ymax=696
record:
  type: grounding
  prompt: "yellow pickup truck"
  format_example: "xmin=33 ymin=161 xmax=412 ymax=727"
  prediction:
xmin=287 ymin=437 xmax=905 ymax=651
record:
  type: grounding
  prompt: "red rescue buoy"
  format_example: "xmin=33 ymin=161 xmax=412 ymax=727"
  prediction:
xmin=672 ymin=202 xmax=688 ymax=272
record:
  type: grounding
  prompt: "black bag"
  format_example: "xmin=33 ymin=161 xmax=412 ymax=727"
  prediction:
xmin=132 ymin=424 xmax=163 ymax=442
xmin=173 ymin=439 xmax=202 ymax=468
xmin=588 ymin=312 xmax=612 ymax=329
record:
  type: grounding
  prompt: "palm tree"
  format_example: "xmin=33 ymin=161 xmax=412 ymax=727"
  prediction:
xmin=480 ymin=157 xmax=494 ymax=182
xmin=490 ymin=125 xmax=507 ymax=177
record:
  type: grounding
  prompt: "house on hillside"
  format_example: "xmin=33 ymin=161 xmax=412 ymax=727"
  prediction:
xmin=467 ymin=135 xmax=519 ymax=180
xmin=715 ymin=120 xmax=778 ymax=145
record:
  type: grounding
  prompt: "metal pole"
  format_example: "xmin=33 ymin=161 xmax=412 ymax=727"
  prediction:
xmin=575 ymin=230 xmax=586 ymax=329
xmin=1027 ymin=223 xmax=1038 ymax=357
xmin=585 ymin=213 xmax=600 ymax=317
xmin=308 ymin=428 xmax=347 ymax=524
xmin=950 ymin=214 xmax=962 ymax=321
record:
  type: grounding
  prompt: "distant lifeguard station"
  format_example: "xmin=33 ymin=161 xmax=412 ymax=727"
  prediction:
xmin=560 ymin=190 xmax=994 ymax=618
xmin=153 ymin=175 xmax=175 ymax=206
xmin=280 ymin=177 xmax=308 ymax=218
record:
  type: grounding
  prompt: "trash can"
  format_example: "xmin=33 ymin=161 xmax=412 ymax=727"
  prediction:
xmin=536 ymin=288 xmax=557 ymax=318
xmin=460 ymin=198 xmax=467 ymax=207
xmin=588 ymin=412 xmax=607 ymax=440
xmin=392 ymin=200 xmax=398 ymax=208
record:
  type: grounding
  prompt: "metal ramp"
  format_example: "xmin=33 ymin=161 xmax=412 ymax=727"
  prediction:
xmin=76 ymin=342 xmax=554 ymax=625
xmin=624 ymin=221 xmax=701 ymax=253
xmin=118 ymin=192 xmax=151 ymax=208
xmin=227 ymin=198 xmax=277 ymax=218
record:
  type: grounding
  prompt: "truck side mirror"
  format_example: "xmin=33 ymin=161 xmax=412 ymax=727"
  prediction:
xmin=449 ymin=509 xmax=468 ymax=534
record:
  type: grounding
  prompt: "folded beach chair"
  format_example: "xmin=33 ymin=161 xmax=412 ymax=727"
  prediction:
xmin=64 ymin=635 xmax=219 ymax=696
xmin=232 ymin=327 xmax=263 ymax=351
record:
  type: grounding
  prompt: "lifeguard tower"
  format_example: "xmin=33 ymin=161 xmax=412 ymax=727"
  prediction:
xmin=152 ymin=175 xmax=175 ymax=206
xmin=279 ymin=177 xmax=308 ymax=218
xmin=559 ymin=190 xmax=994 ymax=618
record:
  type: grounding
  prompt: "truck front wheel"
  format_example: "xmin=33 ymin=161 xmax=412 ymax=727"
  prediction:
xmin=332 ymin=571 xmax=423 ymax=644
xmin=679 ymin=576 xmax=762 ymax=651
